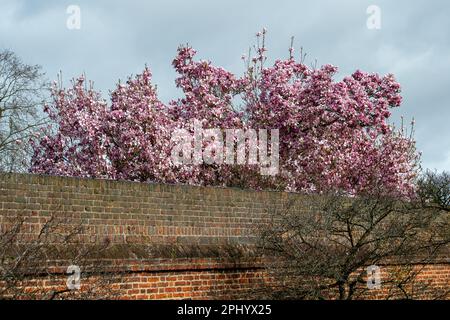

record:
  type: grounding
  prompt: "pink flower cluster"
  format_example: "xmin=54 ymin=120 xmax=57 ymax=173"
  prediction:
xmin=30 ymin=32 xmax=420 ymax=197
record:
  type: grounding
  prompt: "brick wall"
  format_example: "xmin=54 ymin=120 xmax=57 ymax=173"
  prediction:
xmin=0 ymin=173 xmax=288 ymax=245
xmin=2 ymin=259 xmax=267 ymax=300
xmin=0 ymin=173 xmax=448 ymax=300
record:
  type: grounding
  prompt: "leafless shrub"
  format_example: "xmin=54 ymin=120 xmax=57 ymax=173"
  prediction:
xmin=256 ymin=190 xmax=449 ymax=300
xmin=0 ymin=214 xmax=123 ymax=300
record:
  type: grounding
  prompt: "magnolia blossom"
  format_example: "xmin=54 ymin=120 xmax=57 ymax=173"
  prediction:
xmin=30 ymin=31 xmax=420 ymax=197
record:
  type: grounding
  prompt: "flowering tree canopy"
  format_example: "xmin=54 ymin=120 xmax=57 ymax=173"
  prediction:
xmin=30 ymin=31 xmax=419 ymax=197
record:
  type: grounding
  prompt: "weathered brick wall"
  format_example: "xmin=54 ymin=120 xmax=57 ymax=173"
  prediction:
xmin=0 ymin=173 xmax=289 ymax=245
xmin=1 ymin=259 xmax=267 ymax=300
xmin=0 ymin=173 xmax=448 ymax=300
xmin=6 ymin=261 xmax=449 ymax=300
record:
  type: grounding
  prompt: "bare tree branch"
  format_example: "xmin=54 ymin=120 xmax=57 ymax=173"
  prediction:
xmin=0 ymin=49 xmax=48 ymax=173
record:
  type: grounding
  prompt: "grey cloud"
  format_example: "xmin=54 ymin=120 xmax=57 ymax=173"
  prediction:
xmin=0 ymin=0 xmax=448 ymax=171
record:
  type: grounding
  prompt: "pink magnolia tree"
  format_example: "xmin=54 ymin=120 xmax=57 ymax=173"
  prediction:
xmin=30 ymin=31 xmax=419 ymax=197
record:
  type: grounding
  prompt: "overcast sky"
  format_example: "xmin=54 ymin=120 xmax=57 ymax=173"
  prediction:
xmin=1 ymin=0 xmax=449 ymax=171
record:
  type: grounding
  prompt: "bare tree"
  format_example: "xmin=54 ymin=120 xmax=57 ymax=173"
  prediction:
xmin=257 ymin=188 xmax=449 ymax=300
xmin=0 ymin=50 xmax=47 ymax=172
xmin=417 ymin=170 xmax=450 ymax=212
